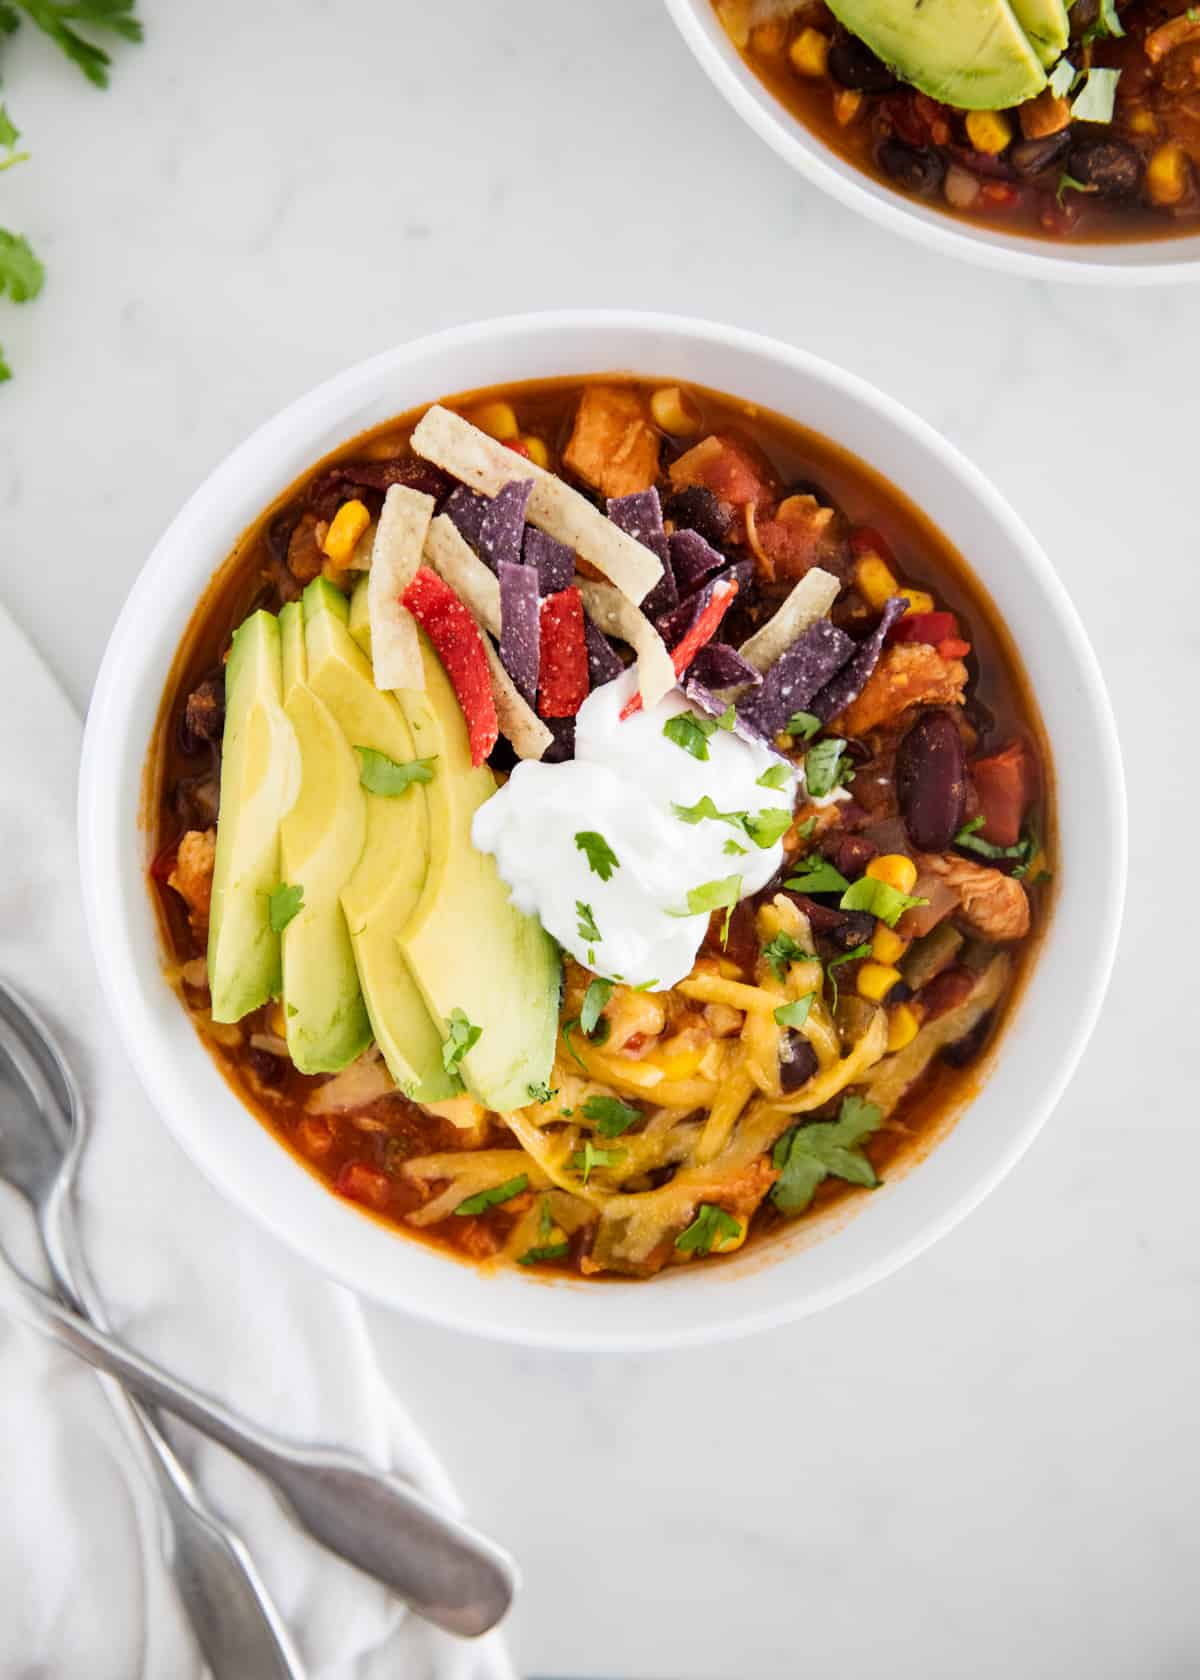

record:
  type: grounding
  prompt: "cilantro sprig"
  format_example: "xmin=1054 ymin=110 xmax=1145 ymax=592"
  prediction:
xmin=582 ymin=1094 xmax=641 ymax=1137
xmin=3 ymin=0 xmax=143 ymax=89
xmin=663 ymin=710 xmax=719 ymax=761
xmin=771 ymin=1095 xmax=882 ymax=1215
xmin=575 ymin=830 xmax=619 ymax=881
xmin=441 ymin=1007 xmax=481 ymax=1075
xmin=675 ymin=1204 xmax=742 ymax=1257
xmin=576 ymin=900 xmax=602 ymax=945
xmin=570 ymin=1139 xmax=625 ymax=1185
xmin=761 ymin=930 xmax=810 ymax=981
xmin=804 ymin=737 xmax=853 ymax=799
xmin=355 ymin=747 xmax=436 ymax=796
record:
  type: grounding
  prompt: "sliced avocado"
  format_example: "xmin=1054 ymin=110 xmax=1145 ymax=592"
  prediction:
xmin=826 ymin=0 xmax=1047 ymax=109
xmin=277 ymin=602 xmax=372 ymax=1073
xmin=301 ymin=579 xmax=456 ymax=1101
xmin=396 ymin=634 xmax=560 ymax=1113
xmin=1009 ymin=0 xmax=1068 ymax=68
xmin=208 ymin=611 xmax=299 ymax=1023
xmin=348 ymin=576 xmax=372 ymax=658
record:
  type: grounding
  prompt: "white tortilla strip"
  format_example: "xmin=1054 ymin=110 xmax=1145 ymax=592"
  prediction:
xmin=424 ymin=513 xmax=501 ymax=635
xmin=423 ymin=515 xmax=550 ymax=760
xmin=366 ymin=486 xmax=434 ymax=690
xmin=737 ymin=566 xmax=841 ymax=674
xmin=575 ymin=579 xmax=676 ymax=710
xmin=410 ymin=405 xmax=663 ymax=605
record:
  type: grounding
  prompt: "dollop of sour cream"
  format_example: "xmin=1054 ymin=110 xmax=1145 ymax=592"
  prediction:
xmin=471 ymin=672 xmax=796 ymax=990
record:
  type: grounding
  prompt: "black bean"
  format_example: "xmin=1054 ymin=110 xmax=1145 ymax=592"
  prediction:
xmin=779 ymin=1032 xmax=819 ymax=1093
xmin=877 ymin=140 xmax=946 ymax=196
xmin=1068 ymin=137 xmax=1144 ymax=200
xmin=828 ymin=32 xmax=900 ymax=94
xmin=1011 ymin=131 xmax=1073 ymax=179
xmin=827 ymin=910 xmax=876 ymax=952
xmin=885 ymin=980 xmax=913 ymax=1006
xmin=897 ymin=710 xmax=967 ymax=853
xmin=248 ymin=1048 xmax=286 ymax=1088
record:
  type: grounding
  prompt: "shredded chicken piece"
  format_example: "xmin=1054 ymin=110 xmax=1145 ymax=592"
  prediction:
xmin=562 ymin=385 xmax=659 ymax=500
xmin=921 ymin=854 xmax=1030 ymax=942
xmin=1145 ymin=15 xmax=1200 ymax=64
xmin=836 ymin=643 xmax=967 ymax=737
xmin=167 ymin=828 xmax=216 ymax=934
xmin=721 ymin=1154 xmax=779 ymax=1228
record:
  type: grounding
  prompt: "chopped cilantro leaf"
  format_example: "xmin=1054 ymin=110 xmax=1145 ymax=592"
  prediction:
xmin=804 ymin=737 xmax=852 ymax=799
xmin=771 ymin=1095 xmax=882 ymax=1215
xmin=355 ymin=746 xmax=436 ymax=796
xmin=668 ymin=874 xmax=742 ymax=944
xmin=839 ymin=876 xmax=927 ymax=928
xmin=953 ymin=814 xmax=1036 ymax=871
xmin=575 ymin=830 xmax=619 ymax=881
xmin=455 ymin=1174 xmax=528 ymax=1216
xmin=441 ymin=1007 xmax=482 ymax=1074
xmin=518 ymin=1197 xmax=568 ymax=1264
xmin=576 ymin=900 xmax=602 ymax=944
xmin=1056 ymin=169 xmax=1093 ymax=205
xmin=580 ymin=976 xmax=614 ymax=1036
xmin=663 ymin=710 xmax=717 ymax=760
xmin=1082 ymin=0 xmax=1124 ymax=42
xmin=825 ymin=943 xmax=871 ymax=1011
xmin=675 ymin=1203 xmax=742 ymax=1257
xmin=582 ymin=1094 xmax=641 ymax=1137
xmin=8 ymin=0 xmax=143 ymax=88
xmin=0 ymin=105 xmax=28 ymax=171
xmin=672 ymin=795 xmax=746 ymax=830
xmin=526 ymin=1080 xmax=558 ymax=1105
xmin=0 ymin=228 xmax=44 ymax=303
xmin=742 ymin=806 xmax=793 ymax=849
xmin=761 ymin=931 xmax=810 ymax=981
xmin=724 ymin=838 xmax=748 ymax=856
xmin=785 ymin=855 xmax=850 ymax=897
xmin=774 ymin=993 xmax=815 ymax=1029
xmin=561 ymin=1018 xmax=587 ymax=1070
xmin=785 ymin=710 xmax=822 ymax=742
xmin=268 ymin=882 xmax=304 ymax=932
xmin=756 ymin=761 xmax=792 ymax=792
xmin=570 ymin=1140 xmax=624 ymax=1185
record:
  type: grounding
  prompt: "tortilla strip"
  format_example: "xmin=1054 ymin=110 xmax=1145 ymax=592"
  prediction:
xmin=410 ymin=405 xmax=663 ymax=605
xmin=423 ymin=514 xmax=551 ymax=760
xmin=574 ymin=579 xmax=676 ymax=711
xmin=737 ymin=566 xmax=841 ymax=674
xmin=367 ymin=486 xmax=433 ymax=690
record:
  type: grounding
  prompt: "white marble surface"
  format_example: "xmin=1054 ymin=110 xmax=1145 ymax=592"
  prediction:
xmin=2 ymin=1 xmax=1197 ymax=1675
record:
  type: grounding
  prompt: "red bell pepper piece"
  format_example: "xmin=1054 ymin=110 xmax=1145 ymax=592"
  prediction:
xmin=892 ymin=610 xmax=959 ymax=646
xmin=619 ymin=576 xmax=740 ymax=721
xmin=401 ymin=566 xmax=498 ymax=766
xmin=972 ymin=740 xmax=1037 ymax=847
xmin=506 ymin=439 xmax=531 ymax=460
xmin=537 ymin=586 xmax=589 ymax=719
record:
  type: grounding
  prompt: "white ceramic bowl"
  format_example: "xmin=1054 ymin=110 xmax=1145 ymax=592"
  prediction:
xmin=663 ymin=0 xmax=1200 ymax=285
xmin=80 ymin=311 xmax=1125 ymax=1351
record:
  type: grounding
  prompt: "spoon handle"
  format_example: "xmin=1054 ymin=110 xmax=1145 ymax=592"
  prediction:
xmin=2 ymin=1261 xmax=516 ymax=1637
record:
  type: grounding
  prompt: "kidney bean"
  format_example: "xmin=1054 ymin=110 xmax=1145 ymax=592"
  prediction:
xmin=917 ymin=967 xmax=975 ymax=1021
xmin=1068 ymin=137 xmax=1144 ymax=199
xmin=829 ymin=31 xmax=900 ymax=93
xmin=821 ymin=832 xmax=878 ymax=879
xmin=779 ymin=1032 xmax=819 ymax=1093
xmin=896 ymin=709 xmax=967 ymax=852
xmin=878 ymin=140 xmax=946 ymax=196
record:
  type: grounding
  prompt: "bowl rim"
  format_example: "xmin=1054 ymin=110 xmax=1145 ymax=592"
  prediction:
xmin=78 ymin=309 xmax=1127 ymax=1351
xmin=661 ymin=0 xmax=1200 ymax=287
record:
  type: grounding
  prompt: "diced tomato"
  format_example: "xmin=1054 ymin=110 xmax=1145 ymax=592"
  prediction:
xmin=849 ymin=525 xmax=895 ymax=565
xmin=972 ymin=740 xmax=1037 ymax=847
xmin=538 ymin=586 xmax=589 ymax=719
xmin=401 ymin=566 xmax=498 ymax=766
xmin=619 ymin=576 xmax=739 ymax=720
xmin=336 ymin=1161 xmax=391 ymax=1210
xmin=506 ymin=439 xmax=531 ymax=459
xmin=892 ymin=610 xmax=959 ymax=646
xmin=668 ymin=434 xmax=776 ymax=507
xmin=755 ymin=496 xmax=835 ymax=581
xmin=937 ymin=637 xmax=972 ymax=661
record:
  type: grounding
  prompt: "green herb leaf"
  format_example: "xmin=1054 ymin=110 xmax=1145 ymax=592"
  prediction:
xmin=784 ymin=710 xmax=822 ymax=742
xmin=804 ymin=737 xmax=852 ymax=799
xmin=268 ymin=882 xmax=304 ymax=933
xmin=774 ymin=992 xmax=815 ymax=1029
xmin=771 ymin=1094 xmax=883 ymax=1215
xmin=1071 ymin=65 xmax=1121 ymax=124
xmin=723 ymin=838 xmax=748 ymax=856
xmin=575 ymin=900 xmax=602 ymax=944
xmin=518 ymin=1195 xmax=569 ymax=1264
xmin=0 ymin=228 xmax=44 ymax=303
xmin=581 ymin=1094 xmax=642 ymax=1137
xmin=570 ymin=1140 xmax=625 ymax=1185
xmin=761 ymin=930 xmax=810 ymax=981
xmin=455 ymin=1174 xmax=528 ymax=1216
xmin=0 ymin=105 xmax=28 ymax=171
xmin=785 ymin=854 xmax=850 ymax=897
xmin=756 ymin=761 xmax=792 ymax=792
xmin=1056 ymin=169 xmax=1093 ymax=205
xmin=672 ymin=795 xmax=746 ymax=830
xmin=580 ymin=976 xmax=614 ymax=1036
xmin=12 ymin=0 xmax=143 ymax=89
xmin=1082 ymin=0 xmax=1124 ymax=42
xmin=0 ymin=345 xmax=10 ymax=383
xmin=561 ymin=1018 xmax=588 ymax=1072
xmin=575 ymin=830 xmax=619 ymax=881
xmin=824 ymin=943 xmax=871 ymax=1012
xmin=663 ymin=710 xmax=717 ymax=760
xmin=953 ymin=814 xmax=1032 ymax=866
xmin=355 ymin=746 xmax=436 ymax=796
xmin=742 ymin=806 xmax=793 ymax=849
xmin=526 ymin=1080 xmax=558 ymax=1105
xmin=839 ymin=876 xmax=927 ymax=929
xmin=715 ymin=704 xmax=737 ymax=731
xmin=668 ymin=874 xmax=742 ymax=944
xmin=675 ymin=1203 xmax=742 ymax=1257
xmin=441 ymin=1007 xmax=482 ymax=1074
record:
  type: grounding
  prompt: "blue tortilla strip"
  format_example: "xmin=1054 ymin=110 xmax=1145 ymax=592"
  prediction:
xmin=584 ymin=618 xmax=625 ymax=687
xmin=809 ymin=596 xmax=908 ymax=723
xmin=542 ymin=715 xmax=576 ymax=763
xmin=689 ymin=641 xmax=762 ymax=691
xmin=684 ymin=677 xmax=771 ymax=749
xmin=608 ymin=489 xmax=677 ymax=616
xmin=524 ymin=527 xmax=575 ymax=595
xmin=479 ymin=479 xmax=533 ymax=573
xmin=738 ymin=618 xmax=856 ymax=739
xmin=443 ymin=485 xmax=490 ymax=550
xmin=668 ymin=528 xmax=725 ymax=595
xmin=498 ymin=560 xmax=540 ymax=705
xmin=656 ymin=561 xmax=753 ymax=650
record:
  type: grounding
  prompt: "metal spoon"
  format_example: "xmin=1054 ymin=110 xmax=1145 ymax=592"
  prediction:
xmin=0 ymin=979 xmax=518 ymax=1639
xmin=0 ymin=979 xmax=306 ymax=1678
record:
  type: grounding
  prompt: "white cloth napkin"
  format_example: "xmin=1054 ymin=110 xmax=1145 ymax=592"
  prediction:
xmin=0 ymin=598 xmax=516 ymax=1680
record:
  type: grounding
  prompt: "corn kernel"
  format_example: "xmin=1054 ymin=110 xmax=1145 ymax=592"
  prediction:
xmin=520 ymin=434 xmax=550 ymax=469
xmin=1128 ymin=108 xmax=1158 ymax=137
xmin=468 ymin=400 xmax=519 ymax=442
xmin=322 ymin=499 xmax=370 ymax=565
xmin=965 ymin=109 xmax=1013 ymax=156
xmin=650 ymin=385 xmax=702 ymax=437
xmin=713 ymin=1219 xmax=747 ymax=1255
xmin=887 ymin=1003 xmax=921 ymax=1053
xmin=788 ymin=26 xmax=829 ymax=78
xmin=867 ymin=853 xmax=919 ymax=895
xmin=751 ymin=18 xmax=787 ymax=53
xmin=901 ymin=589 xmax=936 ymax=616
xmin=871 ymin=924 xmax=908 ymax=965
xmin=1147 ymin=141 xmax=1190 ymax=207
xmin=856 ymin=554 xmax=900 ymax=609
xmin=857 ymin=961 xmax=902 ymax=1004
xmin=833 ymin=89 xmax=863 ymax=126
